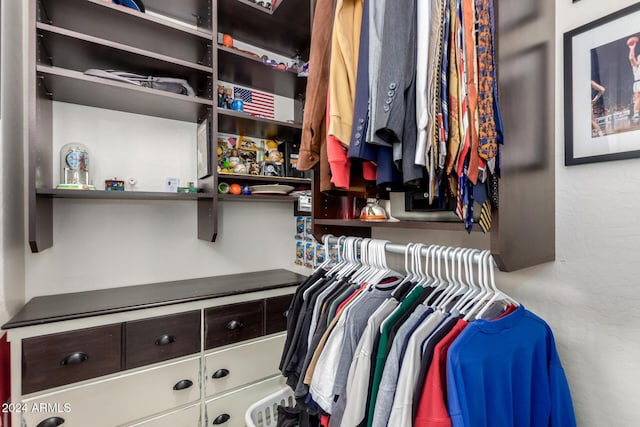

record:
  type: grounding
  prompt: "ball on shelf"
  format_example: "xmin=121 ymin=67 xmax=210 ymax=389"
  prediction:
xmin=229 ymin=183 xmax=242 ymax=195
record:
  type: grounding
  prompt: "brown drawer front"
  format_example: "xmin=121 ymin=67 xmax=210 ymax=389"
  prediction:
xmin=22 ymin=324 xmax=122 ymax=394
xmin=265 ymin=294 xmax=293 ymax=335
xmin=205 ymin=301 xmax=264 ymax=350
xmin=125 ymin=311 xmax=201 ymax=369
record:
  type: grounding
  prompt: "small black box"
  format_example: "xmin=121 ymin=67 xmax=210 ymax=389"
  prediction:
xmin=283 ymin=140 xmax=311 ymax=178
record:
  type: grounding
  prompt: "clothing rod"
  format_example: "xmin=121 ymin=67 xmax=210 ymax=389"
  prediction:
xmin=325 ymin=236 xmax=492 ymax=266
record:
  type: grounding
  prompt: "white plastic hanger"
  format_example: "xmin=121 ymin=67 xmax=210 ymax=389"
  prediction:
xmin=463 ymin=250 xmax=494 ymax=321
xmin=315 ymin=234 xmax=335 ymax=270
xmin=452 ymin=248 xmax=481 ymax=313
xmin=474 ymin=251 xmax=519 ymax=320
xmin=438 ymin=247 xmax=468 ymax=311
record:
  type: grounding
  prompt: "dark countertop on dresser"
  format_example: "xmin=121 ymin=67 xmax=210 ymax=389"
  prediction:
xmin=2 ymin=269 xmax=306 ymax=329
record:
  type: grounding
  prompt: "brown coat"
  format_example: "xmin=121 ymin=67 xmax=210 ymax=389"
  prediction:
xmin=297 ymin=0 xmax=335 ymax=191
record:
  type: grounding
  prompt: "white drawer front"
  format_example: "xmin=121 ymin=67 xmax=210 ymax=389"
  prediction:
xmin=22 ymin=357 xmax=200 ymax=427
xmin=206 ymin=376 xmax=285 ymax=427
xmin=123 ymin=403 xmax=201 ymax=426
xmin=205 ymin=334 xmax=285 ymax=397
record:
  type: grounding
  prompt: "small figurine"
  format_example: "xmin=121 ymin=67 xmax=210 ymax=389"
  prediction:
xmin=249 ymin=162 xmax=261 ymax=175
xmin=267 ymin=148 xmax=281 ymax=163
xmin=217 ymin=85 xmax=227 ymax=108
xmin=224 ymin=87 xmax=234 ymax=109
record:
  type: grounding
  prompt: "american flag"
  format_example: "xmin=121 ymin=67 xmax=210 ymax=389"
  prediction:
xmin=234 ymin=87 xmax=275 ymax=119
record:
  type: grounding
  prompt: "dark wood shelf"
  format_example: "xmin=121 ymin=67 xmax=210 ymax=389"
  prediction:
xmin=38 ymin=22 xmax=212 ymax=73
xmin=39 ymin=0 xmax=213 ymax=66
xmin=217 ymin=108 xmax=302 ymax=140
xmin=313 ymin=219 xmax=476 ymax=232
xmin=41 ymin=0 xmax=213 ymax=39
xmin=38 ymin=65 xmax=213 ymax=122
xmin=218 ymin=194 xmax=297 ymax=202
xmin=218 ymin=173 xmax=311 ymax=185
xmin=218 ymin=45 xmax=306 ymax=98
xmin=218 ymin=0 xmax=312 ymax=59
xmin=36 ymin=189 xmax=215 ymax=200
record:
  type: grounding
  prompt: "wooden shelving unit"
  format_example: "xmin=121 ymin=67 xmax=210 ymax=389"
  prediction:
xmin=28 ymin=0 xmax=217 ymax=252
xmin=28 ymin=0 xmax=313 ymax=252
xmin=217 ymin=0 xmax=312 ymax=58
xmin=217 ymin=45 xmax=307 ymax=98
xmin=217 ymin=108 xmax=302 ymax=140
xmin=37 ymin=65 xmax=212 ymax=122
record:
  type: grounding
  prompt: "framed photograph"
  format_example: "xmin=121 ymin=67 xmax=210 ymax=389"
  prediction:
xmin=197 ymin=118 xmax=212 ymax=179
xmin=564 ymin=3 xmax=640 ymax=165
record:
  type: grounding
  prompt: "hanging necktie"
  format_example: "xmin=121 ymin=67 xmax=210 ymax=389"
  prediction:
xmin=438 ymin=0 xmax=451 ymax=170
xmin=478 ymin=199 xmax=492 ymax=233
xmin=476 ymin=0 xmax=498 ymax=167
xmin=445 ymin=0 xmax=461 ymax=175
xmin=462 ymin=0 xmax=481 ymax=185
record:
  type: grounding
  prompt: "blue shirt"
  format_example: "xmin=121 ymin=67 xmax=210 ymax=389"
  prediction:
xmin=446 ymin=305 xmax=577 ymax=427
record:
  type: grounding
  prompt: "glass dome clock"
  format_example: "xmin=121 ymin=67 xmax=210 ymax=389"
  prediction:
xmin=57 ymin=143 xmax=96 ymax=190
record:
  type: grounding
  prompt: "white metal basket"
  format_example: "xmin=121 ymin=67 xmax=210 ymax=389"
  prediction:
xmin=245 ymin=387 xmax=295 ymax=427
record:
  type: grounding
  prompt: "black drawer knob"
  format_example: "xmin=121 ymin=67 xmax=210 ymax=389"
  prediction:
xmin=173 ymin=379 xmax=194 ymax=391
xmin=37 ymin=417 xmax=65 ymax=427
xmin=155 ymin=334 xmax=177 ymax=346
xmin=212 ymin=413 xmax=231 ymax=425
xmin=212 ymin=368 xmax=230 ymax=379
xmin=226 ymin=320 xmax=244 ymax=330
xmin=60 ymin=352 xmax=88 ymax=366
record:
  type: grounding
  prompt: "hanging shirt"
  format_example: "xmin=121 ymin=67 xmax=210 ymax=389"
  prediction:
xmin=280 ymin=269 xmax=329 ymax=372
xmin=328 ymin=0 xmax=363 ymax=146
xmin=446 ymin=306 xmax=577 ymax=427
xmin=366 ymin=0 xmax=388 ymax=147
xmin=412 ymin=315 xmax=461 ymax=421
xmin=414 ymin=319 xmax=468 ymax=427
xmin=327 ymin=89 xmax=351 ymax=189
xmin=330 ymin=280 xmax=400 ymax=407
xmin=415 ymin=0 xmax=432 ymax=167
xmin=365 ymin=285 xmax=426 ymax=427
xmin=371 ymin=305 xmax=433 ymax=427
xmin=335 ymin=299 xmax=398 ymax=427
xmin=386 ymin=310 xmax=447 ymax=427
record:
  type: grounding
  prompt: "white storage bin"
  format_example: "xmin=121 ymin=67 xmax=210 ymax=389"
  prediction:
xmin=245 ymin=387 xmax=295 ymax=427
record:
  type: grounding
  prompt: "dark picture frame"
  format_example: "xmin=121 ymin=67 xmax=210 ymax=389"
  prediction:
xmin=197 ymin=117 xmax=212 ymax=179
xmin=564 ymin=3 xmax=640 ymax=165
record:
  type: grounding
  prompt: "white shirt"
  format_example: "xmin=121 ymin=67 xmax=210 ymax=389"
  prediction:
xmin=415 ymin=0 xmax=431 ymax=167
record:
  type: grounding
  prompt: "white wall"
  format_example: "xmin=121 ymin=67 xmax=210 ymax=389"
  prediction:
xmin=376 ymin=1 xmax=640 ymax=425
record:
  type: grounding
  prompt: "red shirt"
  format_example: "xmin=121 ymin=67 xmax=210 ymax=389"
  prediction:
xmin=414 ymin=319 xmax=468 ymax=427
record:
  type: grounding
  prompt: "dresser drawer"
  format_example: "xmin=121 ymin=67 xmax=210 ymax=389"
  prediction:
xmin=125 ymin=311 xmax=201 ymax=369
xmin=205 ymin=301 xmax=264 ymax=350
xmin=205 ymin=376 xmax=285 ymax=427
xmin=124 ymin=402 xmax=201 ymax=426
xmin=265 ymin=294 xmax=293 ymax=335
xmin=21 ymin=356 xmax=200 ymax=427
xmin=205 ymin=334 xmax=285 ymax=397
xmin=22 ymin=324 xmax=122 ymax=395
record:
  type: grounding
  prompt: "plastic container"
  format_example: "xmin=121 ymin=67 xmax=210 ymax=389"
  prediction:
xmin=245 ymin=387 xmax=295 ymax=427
